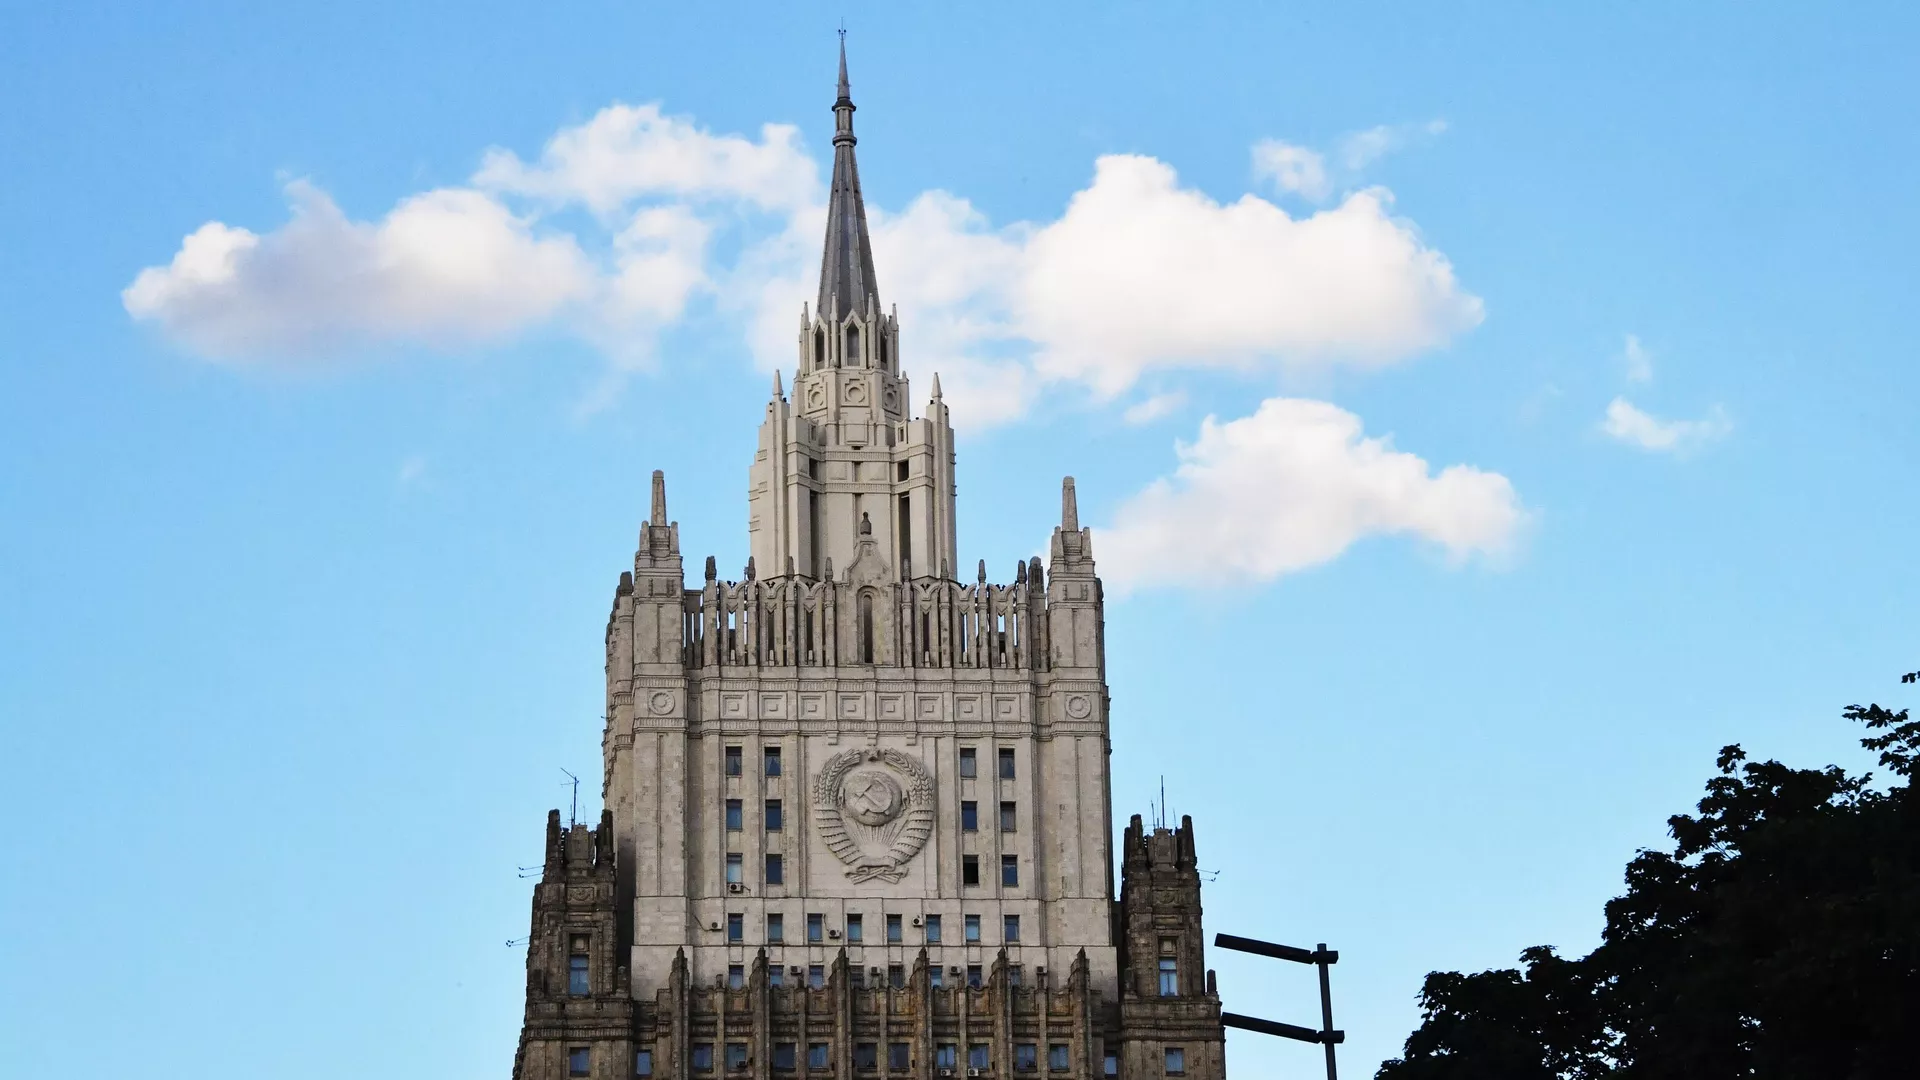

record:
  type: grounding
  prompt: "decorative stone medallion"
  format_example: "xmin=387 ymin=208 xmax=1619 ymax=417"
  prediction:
xmin=648 ymin=691 xmax=675 ymax=715
xmin=813 ymin=748 xmax=935 ymax=883
xmin=1065 ymin=694 xmax=1093 ymax=719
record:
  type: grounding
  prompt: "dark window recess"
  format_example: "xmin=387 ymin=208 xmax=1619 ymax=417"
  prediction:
xmin=765 ymin=799 xmax=783 ymax=831
xmin=924 ymin=915 xmax=942 ymax=943
xmin=1016 ymin=1044 xmax=1039 ymax=1072
xmin=999 ymin=747 xmax=1017 ymax=779
xmin=724 ymin=747 xmax=742 ymax=776
xmin=1105 ymin=1053 xmax=1119 ymax=1078
xmin=889 ymin=1043 xmax=911 ymax=1070
xmin=807 ymin=913 xmax=824 ymax=943
xmin=845 ymin=914 xmax=862 ymax=943
xmin=969 ymin=1044 xmax=991 ymax=1068
xmin=726 ymin=913 xmax=743 ymax=943
xmin=1002 ymin=855 xmax=1020 ymax=887
xmin=886 ymin=914 xmax=903 ymax=943
xmin=930 ymin=967 xmax=945 ymax=989
xmin=726 ymin=853 xmax=742 ymax=884
xmin=765 ymin=854 xmax=784 ymax=885
xmin=568 ymin=954 xmax=590 ymax=996
xmin=1000 ymin=801 xmax=1017 ymax=832
xmin=808 ymin=965 xmax=825 ymax=990
xmin=958 ymin=748 xmax=977 ymax=778
xmin=1049 ymin=1045 xmax=1070 ymax=1071
xmin=764 ymin=746 xmax=782 ymax=776
xmin=962 ymin=855 xmax=980 ymax=886
xmin=965 ymin=914 xmax=981 ymax=942
xmin=636 ymin=1048 xmax=654 ymax=1076
xmin=766 ymin=913 xmax=784 ymax=943
xmin=896 ymin=461 xmax=909 ymax=481
xmin=769 ymin=967 xmax=785 ymax=988
xmin=808 ymin=1043 xmax=830 ymax=1069
xmin=726 ymin=1042 xmax=748 ymax=1070
xmin=967 ymin=964 xmax=984 ymax=989
xmin=570 ymin=1048 xmax=591 ymax=1077
xmin=961 ymin=801 xmax=978 ymax=831
xmin=728 ymin=965 xmax=744 ymax=990
xmin=888 ymin=963 xmax=905 ymax=988
xmin=1159 ymin=956 xmax=1179 ymax=996
xmin=692 ymin=1044 xmax=714 ymax=1072
xmin=936 ymin=1044 xmax=958 ymax=1069
xmin=1004 ymin=914 xmax=1021 ymax=942
xmin=725 ymin=799 xmax=742 ymax=831
xmin=772 ymin=1043 xmax=797 ymax=1072
xmin=1009 ymin=964 xmax=1024 ymax=987
xmin=1166 ymin=1047 xmax=1187 ymax=1075
xmin=854 ymin=1042 xmax=878 ymax=1070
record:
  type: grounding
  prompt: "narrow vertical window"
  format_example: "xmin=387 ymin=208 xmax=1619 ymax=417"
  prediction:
xmin=1002 ymin=855 xmax=1020 ymax=887
xmin=1104 ymin=1053 xmax=1119 ymax=1078
xmin=808 ymin=1043 xmax=830 ymax=1069
xmin=1165 ymin=1047 xmax=1186 ymax=1075
xmin=1000 ymin=801 xmax=1017 ymax=832
xmin=854 ymin=1043 xmax=877 ymax=1071
xmin=568 ymin=954 xmax=590 ymax=996
xmin=886 ymin=914 xmax=903 ymax=943
xmin=929 ymin=967 xmax=944 ymax=989
xmin=999 ymin=747 xmax=1016 ymax=779
xmin=845 ymin=913 xmax=863 ymax=943
xmin=1016 ymin=1043 xmax=1038 ymax=1072
xmin=888 ymin=963 xmax=905 ymax=989
xmin=764 ymin=853 xmax=784 ymax=885
xmin=726 ymin=913 xmax=743 ymax=943
xmin=808 ymin=965 xmax=825 ymax=990
xmin=724 ymin=746 xmax=742 ymax=776
xmin=936 ymin=1044 xmax=957 ymax=1069
xmin=807 ymin=913 xmax=823 ymax=943
xmin=1158 ymin=958 xmax=1179 ymax=996
xmin=924 ymin=914 xmax=942 ymax=943
xmin=725 ymin=799 xmax=742 ymax=831
xmin=726 ymin=1043 xmax=748 ymax=1069
xmin=858 ymin=590 xmax=874 ymax=663
xmin=725 ymin=853 xmax=742 ymax=884
xmin=765 ymin=799 xmax=783 ymax=831
xmin=889 ymin=1043 xmax=911 ymax=1069
xmin=769 ymin=966 xmax=785 ymax=988
xmin=1004 ymin=914 xmax=1020 ymax=943
xmin=692 ymin=1043 xmax=713 ymax=1072
xmin=969 ymin=1044 xmax=990 ymax=1068
xmin=962 ymin=855 xmax=979 ymax=886
xmin=772 ymin=1043 xmax=797 ymax=1072
xmin=636 ymin=1048 xmax=654 ymax=1076
xmin=727 ymin=965 xmax=744 ymax=990
xmin=961 ymin=800 xmax=978 ymax=831
xmin=964 ymin=914 xmax=981 ymax=942
xmin=1009 ymin=964 xmax=1024 ymax=987
xmin=569 ymin=1047 xmax=590 ymax=1077
xmin=1049 ymin=1045 xmax=1070 ymax=1071
xmin=958 ymin=747 xmax=977 ymax=778
xmin=764 ymin=746 xmax=782 ymax=776
xmin=766 ymin=913 xmax=784 ymax=943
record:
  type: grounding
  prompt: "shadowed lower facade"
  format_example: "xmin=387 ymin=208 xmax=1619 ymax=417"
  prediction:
xmin=511 ymin=43 xmax=1227 ymax=1080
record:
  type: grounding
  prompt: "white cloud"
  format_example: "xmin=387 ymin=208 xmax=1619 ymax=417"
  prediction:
xmin=1622 ymin=334 xmax=1654 ymax=383
xmin=128 ymin=103 xmax=1480 ymax=429
xmin=1099 ymin=397 xmax=1527 ymax=591
xmin=1122 ymin=390 xmax=1188 ymax=425
xmin=123 ymin=181 xmax=596 ymax=360
xmin=1337 ymin=119 xmax=1447 ymax=170
xmin=1600 ymin=397 xmax=1731 ymax=453
xmin=1251 ymin=139 xmax=1330 ymax=200
xmin=473 ymin=103 xmax=818 ymax=215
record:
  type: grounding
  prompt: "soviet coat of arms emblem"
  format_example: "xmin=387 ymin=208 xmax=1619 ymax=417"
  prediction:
xmin=813 ymin=748 xmax=935 ymax=882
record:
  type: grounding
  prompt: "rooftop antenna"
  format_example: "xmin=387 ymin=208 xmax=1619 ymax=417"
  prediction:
xmin=560 ymin=768 xmax=580 ymax=828
xmin=1158 ymin=775 xmax=1167 ymax=829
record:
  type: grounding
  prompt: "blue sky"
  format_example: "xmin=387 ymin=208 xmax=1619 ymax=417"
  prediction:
xmin=4 ymin=2 xmax=1918 ymax=1076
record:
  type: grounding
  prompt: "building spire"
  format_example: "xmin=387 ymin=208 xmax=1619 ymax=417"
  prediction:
xmin=818 ymin=34 xmax=880 ymax=321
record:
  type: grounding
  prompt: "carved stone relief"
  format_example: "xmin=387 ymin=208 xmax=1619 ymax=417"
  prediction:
xmin=812 ymin=748 xmax=934 ymax=883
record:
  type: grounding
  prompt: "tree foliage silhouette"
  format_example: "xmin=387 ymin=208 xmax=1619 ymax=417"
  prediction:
xmin=1377 ymin=698 xmax=1920 ymax=1080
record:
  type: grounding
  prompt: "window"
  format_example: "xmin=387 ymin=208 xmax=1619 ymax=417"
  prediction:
xmin=568 ymin=954 xmax=590 ymax=996
xmin=725 ymin=799 xmax=742 ymax=831
xmin=808 ymin=1043 xmax=830 ymax=1070
xmin=769 ymin=966 xmax=785 ymax=988
xmin=728 ymin=964 xmax=744 ymax=990
xmin=1002 ymin=855 xmax=1020 ymax=887
xmin=807 ymin=913 xmax=823 ymax=943
xmin=764 ymin=746 xmax=782 ymax=776
xmin=889 ymin=1043 xmax=911 ymax=1070
xmin=1049 ymin=1045 xmax=1070 ymax=1071
xmin=964 ymin=914 xmax=981 ymax=942
xmin=961 ymin=800 xmax=978 ymax=831
xmin=1158 ymin=956 xmax=1179 ymax=996
xmin=726 ymin=913 xmax=743 ymax=943
xmin=1004 ymin=914 xmax=1021 ymax=943
xmin=772 ymin=1042 xmax=796 ymax=1072
xmin=1000 ymin=801 xmax=1017 ymax=832
xmin=765 ymin=799 xmax=783 ymax=831
xmin=726 ymin=1043 xmax=748 ymax=1070
xmin=1165 ymin=1047 xmax=1186 ymax=1075
xmin=1104 ymin=1053 xmax=1119 ymax=1078
xmin=967 ymin=964 xmax=983 ymax=988
xmin=896 ymin=460 xmax=909 ymax=481
xmin=924 ymin=914 xmax=942 ymax=943
xmin=969 ymin=1044 xmax=991 ymax=1069
xmin=888 ymin=963 xmax=905 ymax=989
xmin=570 ymin=1047 xmax=591 ymax=1077
xmin=886 ymin=914 xmax=903 ymax=943
xmin=958 ymin=747 xmax=977 ymax=778
xmin=692 ymin=1043 xmax=714 ymax=1072
xmin=854 ymin=1043 xmax=878 ymax=1071
xmin=999 ymin=747 xmax=1016 ymax=779
xmin=767 ymin=913 xmax=784 ymax=943
xmin=845 ymin=914 xmax=863 ymax=943
xmin=636 ymin=1048 xmax=654 ymax=1076
xmin=808 ymin=965 xmax=825 ymax=989
xmin=1016 ymin=1044 xmax=1039 ymax=1072
xmin=765 ymin=854 xmax=784 ymax=886
xmin=962 ymin=855 xmax=980 ymax=886
xmin=850 ymin=967 xmax=866 ymax=989
xmin=929 ymin=966 xmax=944 ymax=989
xmin=725 ymin=746 xmax=742 ymax=776
xmin=726 ymin=853 xmax=742 ymax=885
xmin=1009 ymin=964 xmax=1024 ymax=987
xmin=936 ymin=1044 xmax=958 ymax=1070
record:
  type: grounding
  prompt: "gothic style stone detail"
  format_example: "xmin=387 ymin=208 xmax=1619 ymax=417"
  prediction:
xmin=811 ymin=747 xmax=935 ymax=882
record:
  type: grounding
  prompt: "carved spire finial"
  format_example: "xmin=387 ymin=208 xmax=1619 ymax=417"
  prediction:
xmin=977 ymin=558 xmax=987 ymax=584
xmin=771 ymin=369 xmax=784 ymax=400
xmin=650 ymin=469 xmax=667 ymax=527
xmin=1060 ymin=476 xmax=1079 ymax=532
xmin=929 ymin=371 xmax=943 ymax=404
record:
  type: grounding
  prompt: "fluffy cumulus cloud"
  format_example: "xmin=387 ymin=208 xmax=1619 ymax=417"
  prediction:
xmin=1098 ymin=397 xmax=1527 ymax=591
xmin=1600 ymin=397 xmax=1732 ymax=453
xmin=1251 ymin=139 xmax=1331 ymax=200
xmin=126 ymin=102 xmax=1481 ymax=418
xmin=122 ymin=181 xmax=597 ymax=359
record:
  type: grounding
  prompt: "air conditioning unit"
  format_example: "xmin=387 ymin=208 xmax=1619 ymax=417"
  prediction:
xmin=827 ymin=929 xmax=842 ymax=939
xmin=968 ymin=1070 xmax=983 ymax=1078
xmin=911 ymin=916 xmax=923 ymax=927
xmin=788 ymin=965 xmax=804 ymax=976
xmin=708 ymin=921 xmax=722 ymax=931
xmin=938 ymin=1070 xmax=954 ymax=1078
xmin=727 ymin=882 xmax=746 ymax=893
xmin=948 ymin=966 xmax=963 ymax=976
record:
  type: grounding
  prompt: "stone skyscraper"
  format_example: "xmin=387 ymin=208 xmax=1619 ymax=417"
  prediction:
xmin=512 ymin=44 xmax=1227 ymax=1080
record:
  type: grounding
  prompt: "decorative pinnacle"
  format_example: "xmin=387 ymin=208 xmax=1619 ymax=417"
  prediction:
xmin=650 ymin=470 xmax=667 ymax=527
xmin=929 ymin=371 xmax=943 ymax=403
xmin=1061 ymin=476 xmax=1079 ymax=532
xmin=771 ymin=369 xmax=784 ymax=400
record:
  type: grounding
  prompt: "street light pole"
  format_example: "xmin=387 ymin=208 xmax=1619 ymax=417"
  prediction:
xmin=1213 ymin=933 xmax=1342 ymax=1080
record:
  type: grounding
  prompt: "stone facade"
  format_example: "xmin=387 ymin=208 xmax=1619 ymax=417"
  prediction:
xmin=512 ymin=43 xmax=1226 ymax=1080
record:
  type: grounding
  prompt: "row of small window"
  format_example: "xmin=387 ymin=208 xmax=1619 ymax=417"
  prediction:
xmin=726 ymin=852 xmax=1018 ymax=888
xmin=724 ymin=746 xmax=1018 ymax=780
xmin=604 ymin=1041 xmax=1119 ymax=1076
xmin=726 ymin=798 xmax=1017 ymax=833
xmin=714 ymin=960 xmax=1020 ymax=990
xmin=727 ymin=912 xmax=1024 ymax=946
